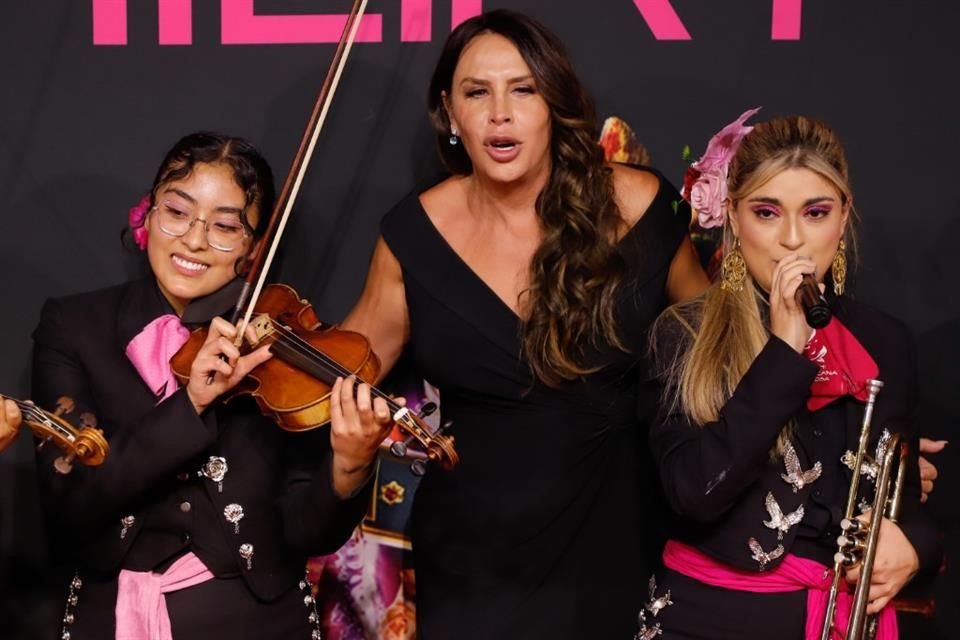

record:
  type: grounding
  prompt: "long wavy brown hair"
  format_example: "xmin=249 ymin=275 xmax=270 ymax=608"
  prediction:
xmin=428 ymin=10 xmax=626 ymax=386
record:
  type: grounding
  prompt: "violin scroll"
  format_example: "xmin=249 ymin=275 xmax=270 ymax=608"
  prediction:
xmin=389 ymin=402 xmax=457 ymax=476
xmin=12 ymin=396 xmax=110 ymax=472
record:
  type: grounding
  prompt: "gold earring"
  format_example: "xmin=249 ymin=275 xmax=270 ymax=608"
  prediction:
xmin=831 ymin=238 xmax=847 ymax=296
xmin=721 ymin=239 xmax=746 ymax=292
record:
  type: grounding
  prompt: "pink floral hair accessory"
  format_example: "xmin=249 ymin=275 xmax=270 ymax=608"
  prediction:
xmin=682 ymin=107 xmax=761 ymax=229
xmin=128 ymin=194 xmax=152 ymax=250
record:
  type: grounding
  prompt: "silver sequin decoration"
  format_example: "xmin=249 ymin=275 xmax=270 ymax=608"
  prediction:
xmin=301 ymin=570 xmax=322 ymax=639
xmin=239 ymin=543 xmax=254 ymax=570
xmin=634 ymin=575 xmax=672 ymax=639
xmin=224 ymin=503 xmax=245 ymax=534
xmin=762 ymin=492 xmax=804 ymax=541
xmin=60 ymin=572 xmax=82 ymax=640
xmin=781 ymin=441 xmax=822 ymax=492
xmin=120 ymin=515 xmax=135 ymax=540
xmin=748 ymin=536 xmax=785 ymax=570
xmin=198 ymin=456 xmax=228 ymax=492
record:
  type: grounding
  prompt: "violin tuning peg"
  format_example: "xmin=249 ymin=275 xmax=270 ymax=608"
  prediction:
xmin=417 ymin=402 xmax=438 ymax=419
xmin=436 ymin=419 xmax=454 ymax=435
xmin=410 ymin=459 xmax=427 ymax=477
xmin=389 ymin=440 xmax=408 ymax=458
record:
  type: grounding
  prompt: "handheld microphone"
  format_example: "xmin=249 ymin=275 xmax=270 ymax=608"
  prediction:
xmin=795 ymin=273 xmax=831 ymax=328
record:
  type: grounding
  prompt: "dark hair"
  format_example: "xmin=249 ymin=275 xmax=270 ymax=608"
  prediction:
xmin=428 ymin=10 xmax=626 ymax=386
xmin=150 ymin=132 xmax=275 ymax=238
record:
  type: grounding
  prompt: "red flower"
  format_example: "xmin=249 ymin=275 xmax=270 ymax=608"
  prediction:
xmin=682 ymin=165 xmax=702 ymax=201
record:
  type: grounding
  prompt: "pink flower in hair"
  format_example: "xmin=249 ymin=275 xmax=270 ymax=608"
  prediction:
xmin=128 ymin=194 xmax=152 ymax=250
xmin=685 ymin=107 xmax=761 ymax=229
xmin=689 ymin=168 xmax=727 ymax=229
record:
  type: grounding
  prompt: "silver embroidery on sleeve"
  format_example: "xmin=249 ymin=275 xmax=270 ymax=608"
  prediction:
xmin=748 ymin=537 xmax=784 ymax=570
xmin=635 ymin=574 xmax=673 ymax=639
xmin=781 ymin=441 xmax=822 ymax=492
xmin=762 ymin=492 xmax=805 ymax=541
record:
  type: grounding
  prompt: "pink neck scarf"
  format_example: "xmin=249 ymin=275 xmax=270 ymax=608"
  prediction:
xmin=804 ymin=318 xmax=879 ymax=412
xmin=663 ymin=539 xmax=897 ymax=639
xmin=115 ymin=552 xmax=215 ymax=639
xmin=118 ymin=314 xmax=214 ymax=638
xmin=124 ymin=314 xmax=190 ymax=401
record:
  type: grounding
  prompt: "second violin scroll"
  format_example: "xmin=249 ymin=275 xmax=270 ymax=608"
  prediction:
xmin=10 ymin=396 xmax=110 ymax=473
xmin=170 ymin=283 xmax=459 ymax=473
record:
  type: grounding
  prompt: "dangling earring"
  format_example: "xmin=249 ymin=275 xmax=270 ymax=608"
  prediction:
xmin=448 ymin=130 xmax=459 ymax=146
xmin=831 ymin=238 xmax=847 ymax=296
xmin=721 ymin=239 xmax=746 ymax=293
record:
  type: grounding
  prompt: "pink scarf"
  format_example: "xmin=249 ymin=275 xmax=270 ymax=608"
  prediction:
xmin=115 ymin=552 xmax=215 ymax=639
xmin=124 ymin=314 xmax=190 ymax=402
xmin=117 ymin=314 xmax=214 ymax=638
xmin=804 ymin=318 xmax=879 ymax=412
xmin=663 ymin=539 xmax=897 ymax=639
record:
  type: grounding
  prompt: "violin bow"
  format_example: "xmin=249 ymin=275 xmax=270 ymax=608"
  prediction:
xmin=229 ymin=0 xmax=370 ymax=343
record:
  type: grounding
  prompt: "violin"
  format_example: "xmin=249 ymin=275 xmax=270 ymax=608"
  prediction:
xmin=9 ymin=396 xmax=110 ymax=473
xmin=170 ymin=284 xmax=458 ymax=474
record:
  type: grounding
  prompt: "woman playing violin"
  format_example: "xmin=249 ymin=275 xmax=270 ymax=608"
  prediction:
xmin=31 ymin=132 xmax=391 ymax=639
xmin=338 ymin=10 xmax=708 ymax=639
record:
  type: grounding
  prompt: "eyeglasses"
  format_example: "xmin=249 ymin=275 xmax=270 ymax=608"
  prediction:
xmin=153 ymin=203 xmax=251 ymax=252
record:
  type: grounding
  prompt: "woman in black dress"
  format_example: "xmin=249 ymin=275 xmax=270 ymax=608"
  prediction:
xmin=338 ymin=10 xmax=709 ymax=639
xmin=643 ymin=112 xmax=940 ymax=639
xmin=32 ymin=132 xmax=392 ymax=639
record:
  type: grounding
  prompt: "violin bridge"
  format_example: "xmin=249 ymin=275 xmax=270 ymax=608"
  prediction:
xmin=249 ymin=314 xmax=276 ymax=345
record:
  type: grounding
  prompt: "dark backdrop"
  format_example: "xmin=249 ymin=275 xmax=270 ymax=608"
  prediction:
xmin=1 ymin=2 xmax=957 ymax=637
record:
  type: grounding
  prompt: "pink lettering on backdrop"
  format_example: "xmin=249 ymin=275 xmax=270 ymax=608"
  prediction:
xmin=93 ymin=1 xmax=801 ymax=45
xmin=402 ymin=0 xmax=431 ymax=42
xmin=159 ymin=0 xmax=192 ymax=45
xmin=93 ymin=0 xmax=192 ymax=45
xmin=451 ymin=0 xmax=482 ymax=29
xmin=402 ymin=0 xmax=483 ymax=42
xmin=631 ymin=0 xmax=691 ymax=40
xmin=92 ymin=0 xmax=126 ymax=45
xmin=221 ymin=0 xmax=382 ymax=44
xmin=771 ymin=0 xmax=802 ymax=40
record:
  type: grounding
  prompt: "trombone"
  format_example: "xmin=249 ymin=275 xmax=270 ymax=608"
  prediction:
xmin=819 ymin=378 xmax=909 ymax=640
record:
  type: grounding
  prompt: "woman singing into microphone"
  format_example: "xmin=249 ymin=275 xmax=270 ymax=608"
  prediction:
xmin=640 ymin=112 xmax=940 ymax=639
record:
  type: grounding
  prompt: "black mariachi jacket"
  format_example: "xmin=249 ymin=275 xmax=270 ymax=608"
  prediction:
xmin=647 ymin=296 xmax=941 ymax=575
xmin=32 ymin=277 xmax=370 ymax=601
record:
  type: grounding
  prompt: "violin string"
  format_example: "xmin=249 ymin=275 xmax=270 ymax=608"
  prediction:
xmin=258 ymin=318 xmax=405 ymax=413
xmin=245 ymin=318 xmax=447 ymax=454
xmin=12 ymin=400 xmax=42 ymax=419
xmin=11 ymin=400 xmax=54 ymax=425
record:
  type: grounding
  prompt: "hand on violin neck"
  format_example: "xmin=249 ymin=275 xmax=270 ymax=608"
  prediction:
xmin=185 ymin=316 xmax=273 ymax=414
xmin=0 ymin=397 xmax=22 ymax=452
xmin=329 ymin=375 xmax=397 ymax=497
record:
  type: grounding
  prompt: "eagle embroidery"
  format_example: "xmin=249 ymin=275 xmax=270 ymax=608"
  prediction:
xmin=781 ymin=441 xmax=822 ymax=492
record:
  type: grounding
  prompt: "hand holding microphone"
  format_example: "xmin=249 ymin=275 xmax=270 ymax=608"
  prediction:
xmin=795 ymin=273 xmax=831 ymax=329
xmin=770 ymin=256 xmax=832 ymax=353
